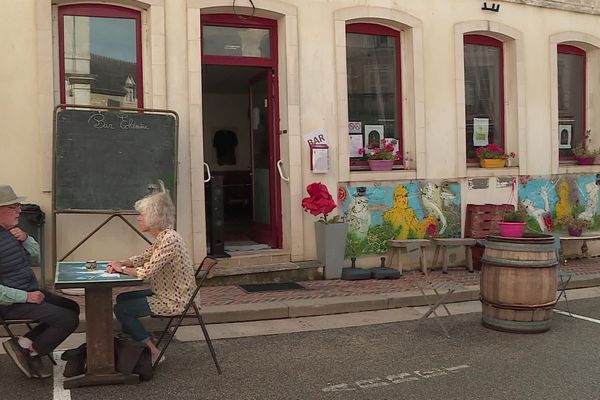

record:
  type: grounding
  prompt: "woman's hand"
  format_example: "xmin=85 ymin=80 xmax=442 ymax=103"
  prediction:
xmin=106 ymin=261 xmax=124 ymax=274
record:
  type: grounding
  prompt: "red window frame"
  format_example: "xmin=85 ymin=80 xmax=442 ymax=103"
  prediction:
xmin=58 ymin=4 xmax=144 ymax=107
xmin=464 ymin=35 xmax=505 ymax=164
xmin=558 ymin=44 xmax=586 ymax=161
xmin=201 ymin=14 xmax=278 ymax=68
xmin=346 ymin=23 xmax=403 ymax=168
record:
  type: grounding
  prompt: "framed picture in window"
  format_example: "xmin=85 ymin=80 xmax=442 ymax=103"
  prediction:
xmin=559 ymin=124 xmax=572 ymax=149
xmin=364 ymin=125 xmax=384 ymax=148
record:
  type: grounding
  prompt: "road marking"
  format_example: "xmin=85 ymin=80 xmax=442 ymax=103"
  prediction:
xmin=554 ymin=309 xmax=600 ymax=324
xmin=321 ymin=364 xmax=470 ymax=392
xmin=53 ymin=351 xmax=71 ymax=400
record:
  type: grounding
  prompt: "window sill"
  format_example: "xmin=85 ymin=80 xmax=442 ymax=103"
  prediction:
xmin=348 ymin=169 xmax=417 ymax=182
xmin=466 ymin=166 xmax=519 ymax=178
xmin=558 ymin=164 xmax=600 ymax=174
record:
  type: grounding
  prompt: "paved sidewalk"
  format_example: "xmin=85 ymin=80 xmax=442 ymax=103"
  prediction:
xmin=49 ymin=257 xmax=600 ymax=327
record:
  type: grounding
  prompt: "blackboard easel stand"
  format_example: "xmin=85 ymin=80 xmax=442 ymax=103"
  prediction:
xmin=55 ymin=212 xmax=152 ymax=262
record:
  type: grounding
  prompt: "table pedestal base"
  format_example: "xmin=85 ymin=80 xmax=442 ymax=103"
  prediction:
xmin=64 ymin=372 xmax=139 ymax=389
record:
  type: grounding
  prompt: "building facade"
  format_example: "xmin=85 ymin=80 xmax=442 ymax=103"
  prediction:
xmin=2 ymin=0 xmax=600 ymax=281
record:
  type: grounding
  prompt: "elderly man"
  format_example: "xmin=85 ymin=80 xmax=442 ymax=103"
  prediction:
xmin=0 ymin=185 xmax=79 ymax=378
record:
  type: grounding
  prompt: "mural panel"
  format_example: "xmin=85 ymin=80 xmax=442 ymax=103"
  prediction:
xmin=518 ymin=174 xmax=600 ymax=234
xmin=339 ymin=181 xmax=461 ymax=257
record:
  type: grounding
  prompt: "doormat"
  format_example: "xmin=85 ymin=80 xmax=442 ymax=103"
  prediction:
xmin=238 ymin=282 xmax=306 ymax=293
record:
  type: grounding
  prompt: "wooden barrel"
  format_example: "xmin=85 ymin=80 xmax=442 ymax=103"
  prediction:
xmin=480 ymin=234 xmax=557 ymax=333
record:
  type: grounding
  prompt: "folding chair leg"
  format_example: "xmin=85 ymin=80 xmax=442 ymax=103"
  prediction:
xmin=153 ymin=315 xmax=186 ymax=368
xmin=24 ymin=322 xmax=56 ymax=366
xmin=2 ymin=322 xmax=56 ymax=366
xmin=156 ymin=317 xmax=175 ymax=346
xmin=557 ymin=274 xmax=572 ymax=316
xmin=193 ymin=303 xmax=222 ymax=375
xmin=414 ymin=288 xmax=455 ymax=338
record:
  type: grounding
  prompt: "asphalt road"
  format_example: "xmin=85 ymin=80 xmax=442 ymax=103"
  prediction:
xmin=2 ymin=298 xmax=600 ymax=400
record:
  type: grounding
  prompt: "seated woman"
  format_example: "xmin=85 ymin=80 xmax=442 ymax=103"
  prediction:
xmin=106 ymin=181 xmax=195 ymax=365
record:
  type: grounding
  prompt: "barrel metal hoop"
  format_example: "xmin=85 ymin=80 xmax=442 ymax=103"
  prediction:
xmin=480 ymin=297 xmax=557 ymax=310
xmin=482 ymin=255 xmax=557 ymax=267
xmin=482 ymin=315 xmax=552 ymax=333
xmin=484 ymin=241 xmax=555 ymax=252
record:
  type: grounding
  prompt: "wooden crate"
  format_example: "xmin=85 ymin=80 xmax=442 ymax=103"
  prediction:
xmin=465 ymin=203 xmax=513 ymax=270
xmin=465 ymin=203 xmax=513 ymax=239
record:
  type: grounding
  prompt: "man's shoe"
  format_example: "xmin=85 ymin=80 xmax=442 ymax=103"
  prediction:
xmin=2 ymin=338 xmax=34 ymax=378
xmin=29 ymin=355 xmax=52 ymax=378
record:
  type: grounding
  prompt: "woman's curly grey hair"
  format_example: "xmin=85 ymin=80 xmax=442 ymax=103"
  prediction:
xmin=134 ymin=180 xmax=175 ymax=230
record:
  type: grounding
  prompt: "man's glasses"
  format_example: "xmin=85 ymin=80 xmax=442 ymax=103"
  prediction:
xmin=4 ymin=203 xmax=21 ymax=210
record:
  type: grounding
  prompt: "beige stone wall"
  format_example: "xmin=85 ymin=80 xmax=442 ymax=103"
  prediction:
xmin=501 ymin=0 xmax=600 ymax=15
xmin=3 ymin=0 xmax=600 ymax=280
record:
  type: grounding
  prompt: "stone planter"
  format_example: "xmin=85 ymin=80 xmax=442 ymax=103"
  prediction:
xmin=479 ymin=158 xmax=506 ymax=168
xmin=314 ymin=221 xmax=348 ymax=279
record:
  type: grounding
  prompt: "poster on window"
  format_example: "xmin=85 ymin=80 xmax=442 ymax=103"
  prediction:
xmin=559 ymin=124 xmax=572 ymax=149
xmin=473 ymin=118 xmax=489 ymax=147
xmin=349 ymin=134 xmax=364 ymax=158
xmin=364 ymin=125 xmax=384 ymax=148
xmin=348 ymin=121 xmax=362 ymax=134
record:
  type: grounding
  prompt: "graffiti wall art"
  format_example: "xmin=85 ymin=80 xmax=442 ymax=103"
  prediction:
xmin=339 ymin=181 xmax=461 ymax=257
xmin=518 ymin=174 xmax=600 ymax=234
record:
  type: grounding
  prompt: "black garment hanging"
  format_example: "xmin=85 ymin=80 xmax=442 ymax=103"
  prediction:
xmin=213 ymin=130 xmax=238 ymax=165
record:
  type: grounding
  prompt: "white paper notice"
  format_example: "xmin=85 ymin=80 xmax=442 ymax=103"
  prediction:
xmin=312 ymin=148 xmax=329 ymax=173
xmin=473 ymin=118 xmax=489 ymax=147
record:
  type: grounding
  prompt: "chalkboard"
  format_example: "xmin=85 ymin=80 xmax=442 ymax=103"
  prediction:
xmin=54 ymin=107 xmax=177 ymax=211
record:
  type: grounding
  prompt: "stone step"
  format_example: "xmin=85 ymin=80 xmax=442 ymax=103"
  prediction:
xmin=214 ymin=249 xmax=291 ymax=268
xmin=207 ymin=260 xmax=323 ymax=286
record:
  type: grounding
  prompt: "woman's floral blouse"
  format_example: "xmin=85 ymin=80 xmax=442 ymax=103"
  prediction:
xmin=129 ymin=229 xmax=195 ymax=315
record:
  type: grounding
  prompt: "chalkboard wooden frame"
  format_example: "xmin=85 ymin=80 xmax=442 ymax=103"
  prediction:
xmin=52 ymin=105 xmax=178 ymax=270
xmin=53 ymin=105 xmax=178 ymax=213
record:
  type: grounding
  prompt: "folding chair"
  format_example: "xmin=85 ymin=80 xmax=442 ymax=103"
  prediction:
xmin=151 ymin=256 xmax=222 ymax=373
xmin=0 ymin=316 xmax=57 ymax=366
xmin=554 ymin=236 xmax=572 ymax=316
xmin=407 ymin=241 xmax=461 ymax=338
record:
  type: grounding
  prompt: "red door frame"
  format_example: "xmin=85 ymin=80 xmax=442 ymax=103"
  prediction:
xmin=57 ymin=4 xmax=144 ymax=107
xmin=201 ymin=14 xmax=282 ymax=249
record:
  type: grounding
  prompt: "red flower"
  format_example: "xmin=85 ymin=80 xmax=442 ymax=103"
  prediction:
xmin=302 ymin=182 xmax=337 ymax=222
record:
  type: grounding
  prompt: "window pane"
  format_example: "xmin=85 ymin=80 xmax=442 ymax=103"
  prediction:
xmin=558 ymin=52 xmax=585 ymax=158
xmin=464 ymin=43 xmax=503 ymax=160
xmin=346 ymin=31 xmax=399 ymax=159
xmin=63 ymin=15 xmax=139 ymax=107
xmin=203 ymin=26 xmax=270 ymax=58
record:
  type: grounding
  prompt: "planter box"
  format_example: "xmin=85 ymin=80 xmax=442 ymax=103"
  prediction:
xmin=368 ymin=159 xmax=394 ymax=171
xmin=314 ymin=221 xmax=348 ymax=279
xmin=479 ymin=158 xmax=506 ymax=168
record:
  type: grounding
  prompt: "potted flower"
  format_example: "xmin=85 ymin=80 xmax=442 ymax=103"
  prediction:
xmin=475 ymin=143 xmax=516 ymax=168
xmin=498 ymin=204 xmax=527 ymax=238
xmin=302 ymin=182 xmax=347 ymax=279
xmin=557 ymin=206 xmax=589 ymax=237
xmin=572 ymin=145 xmax=599 ymax=165
xmin=358 ymin=139 xmax=400 ymax=171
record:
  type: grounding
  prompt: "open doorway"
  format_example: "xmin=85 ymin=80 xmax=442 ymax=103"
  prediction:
xmin=203 ymin=64 xmax=280 ymax=253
